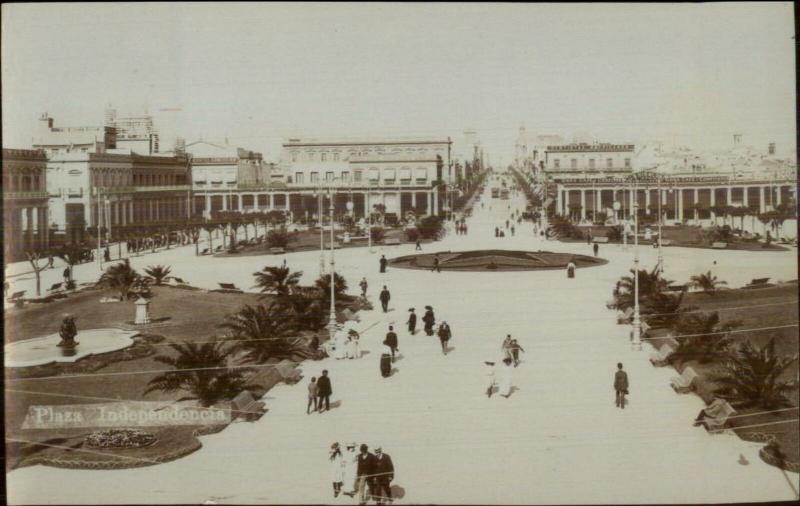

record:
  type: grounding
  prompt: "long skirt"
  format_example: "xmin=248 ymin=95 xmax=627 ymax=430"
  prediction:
xmin=380 ymin=354 xmax=392 ymax=377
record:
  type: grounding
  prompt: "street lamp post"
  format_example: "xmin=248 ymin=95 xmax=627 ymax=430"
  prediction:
xmin=317 ymin=190 xmax=325 ymax=275
xmin=327 ymin=183 xmax=337 ymax=336
xmin=631 ymin=176 xmax=642 ymax=350
xmin=656 ymin=176 xmax=664 ymax=274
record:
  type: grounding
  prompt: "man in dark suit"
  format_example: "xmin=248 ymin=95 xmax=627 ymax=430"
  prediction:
xmin=379 ymin=255 xmax=388 ymax=273
xmin=316 ymin=369 xmax=332 ymax=413
xmin=614 ymin=362 xmax=629 ymax=409
xmin=385 ymin=326 xmax=398 ymax=361
xmin=372 ymin=447 xmax=395 ymax=505
xmin=379 ymin=286 xmax=391 ymax=313
xmin=356 ymin=444 xmax=377 ymax=505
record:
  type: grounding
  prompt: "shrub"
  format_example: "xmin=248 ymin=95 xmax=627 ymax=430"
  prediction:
xmin=370 ymin=227 xmax=386 ymax=243
xmin=267 ymin=229 xmax=294 ymax=249
xmin=405 ymin=227 xmax=420 ymax=242
xmin=418 ymin=216 xmax=445 ymax=240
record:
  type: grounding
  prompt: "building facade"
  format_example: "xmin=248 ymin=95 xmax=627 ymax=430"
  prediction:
xmin=545 ymin=142 xmax=635 ymax=179
xmin=33 ymin=113 xmax=116 ymax=156
xmin=105 ymin=108 xmax=160 ymax=154
xmin=2 ymin=149 xmax=50 ymax=260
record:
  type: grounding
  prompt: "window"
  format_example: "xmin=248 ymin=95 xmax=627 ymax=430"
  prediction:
xmin=382 ymin=168 xmax=396 ymax=181
xmin=295 ymin=172 xmax=304 ymax=184
xmin=570 ymin=159 xmax=577 ymax=169
xmin=369 ymin=168 xmax=380 ymax=181
xmin=321 ymin=152 xmax=327 ymax=161
xmin=400 ymin=168 xmax=412 ymax=180
xmin=291 ymin=152 xmax=298 ymax=162
xmin=414 ymin=168 xmax=427 ymax=180
xmin=325 ymin=171 xmax=334 ymax=182
xmin=553 ymin=159 xmax=560 ymax=169
xmin=588 ymin=158 xmax=595 ymax=169
xmin=333 ymin=152 xmax=340 ymax=161
xmin=341 ymin=171 xmax=350 ymax=182
xmin=310 ymin=172 xmax=319 ymax=183
xmin=624 ymin=158 xmax=631 ymax=168
xmin=353 ymin=170 xmax=363 ymax=182
xmin=606 ymin=158 xmax=613 ymax=169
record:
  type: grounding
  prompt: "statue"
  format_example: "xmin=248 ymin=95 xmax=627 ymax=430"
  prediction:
xmin=57 ymin=314 xmax=79 ymax=355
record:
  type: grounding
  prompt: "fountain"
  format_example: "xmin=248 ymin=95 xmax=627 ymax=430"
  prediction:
xmin=56 ymin=315 xmax=79 ymax=357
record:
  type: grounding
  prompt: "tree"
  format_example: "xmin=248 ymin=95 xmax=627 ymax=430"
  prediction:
xmin=314 ymin=272 xmax=349 ymax=304
xmin=252 ymin=265 xmax=302 ymax=299
xmin=669 ymin=311 xmax=741 ymax=364
xmin=144 ymin=341 xmax=251 ymax=407
xmin=55 ymin=243 xmax=84 ymax=289
xmin=98 ymin=260 xmax=140 ymax=300
xmin=220 ymin=303 xmax=309 ymax=363
xmin=144 ymin=265 xmax=173 ymax=285
xmin=641 ymin=291 xmax=693 ymax=328
xmin=417 ymin=215 xmax=445 ymax=240
xmin=690 ymin=270 xmax=727 ymax=294
xmin=612 ymin=266 xmax=672 ymax=311
xmin=712 ymin=338 xmax=798 ymax=409
xmin=288 ymin=288 xmax=327 ymax=331
xmin=370 ymin=227 xmax=386 ymax=243
xmin=266 ymin=228 xmax=295 ymax=249
xmin=26 ymin=251 xmax=48 ymax=297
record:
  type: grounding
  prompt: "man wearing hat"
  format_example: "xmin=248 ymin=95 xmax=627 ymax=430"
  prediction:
xmin=356 ymin=444 xmax=377 ymax=505
xmin=406 ymin=308 xmax=417 ymax=335
xmin=372 ymin=446 xmax=395 ymax=505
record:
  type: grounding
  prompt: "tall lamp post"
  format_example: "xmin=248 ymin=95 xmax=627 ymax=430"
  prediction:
xmin=326 ymin=181 xmax=338 ymax=335
xmin=656 ymin=176 xmax=664 ymax=274
xmin=631 ymin=175 xmax=642 ymax=350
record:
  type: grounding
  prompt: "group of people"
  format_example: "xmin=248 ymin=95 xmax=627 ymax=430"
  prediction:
xmin=329 ymin=323 xmax=362 ymax=361
xmin=329 ymin=442 xmax=395 ymax=505
xmin=306 ymin=370 xmax=334 ymax=414
xmin=501 ymin=335 xmax=525 ymax=367
xmin=454 ymin=219 xmax=469 ymax=235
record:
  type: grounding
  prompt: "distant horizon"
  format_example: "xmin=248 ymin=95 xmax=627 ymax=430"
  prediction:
xmin=2 ymin=3 xmax=796 ymax=162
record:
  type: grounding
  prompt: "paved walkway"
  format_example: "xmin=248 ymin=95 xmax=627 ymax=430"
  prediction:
xmin=6 ymin=183 xmax=799 ymax=504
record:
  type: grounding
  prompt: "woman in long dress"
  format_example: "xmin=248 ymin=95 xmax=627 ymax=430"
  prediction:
xmin=501 ymin=335 xmax=514 ymax=361
xmin=342 ymin=443 xmax=359 ymax=497
xmin=346 ymin=330 xmax=360 ymax=359
xmin=333 ymin=328 xmax=348 ymax=360
xmin=329 ymin=443 xmax=345 ymax=498
xmin=497 ymin=358 xmax=514 ymax=398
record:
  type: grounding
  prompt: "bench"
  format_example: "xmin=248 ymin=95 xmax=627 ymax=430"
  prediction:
xmin=744 ymin=277 xmax=772 ymax=289
xmin=383 ymin=238 xmax=402 ymax=246
xmin=217 ymin=282 xmax=243 ymax=293
xmin=666 ymin=284 xmax=688 ymax=293
xmin=660 ymin=239 xmax=672 ymax=246
xmin=711 ymin=242 xmax=728 ymax=249
xmin=269 ymin=247 xmax=286 ymax=254
xmin=649 ymin=343 xmax=675 ymax=367
xmin=593 ymin=236 xmax=609 ymax=243
xmin=7 ymin=291 xmax=26 ymax=306
xmin=230 ymin=390 xmax=266 ymax=422
xmin=200 ymin=248 xmax=210 ymax=255
xmin=670 ymin=366 xmax=698 ymax=393
xmin=214 ymin=245 xmax=223 ymax=252
xmin=695 ymin=398 xmax=736 ymax=432
xmin=275 ymin=359 xmax=302 ymax=384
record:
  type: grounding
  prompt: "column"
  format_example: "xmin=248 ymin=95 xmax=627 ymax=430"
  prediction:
xmin=26 ymin=207 xmax=34 ymax=252
xmin=432 ymin=187 xmax=439 ymax=215
xmin=149 ymin=199 xmax=154 ymax=220
xmin=42 ymin=207 xmax=50 ymax=250
xmin=204 ymin=194 xmax=211 ymax=218
xmin=726 ymin=186 xmax=732 ymax=206
xmin=759 ymin=186 xmax=766 ymax=214
xmin=428 ymin=191 xmax=433 ymax=215
xmin=628 ymin=188 xmax=634 ymax=218
xmin=710 ymin=188 xmax=716 ymax=221
xmin=580 ymin=189 xmax=586 ymax=221
xmin=776 ymin=186 xmax=782 ymax=205
xmin=237 ymin=194 xmax=243 ymax=212
xmin=645 ymin=189 xmax=651 ymax=215
xmin=411 ymin=191 xmax=417 ymax=210
xmin=129 ymin=202 xmax=134 ymax=225
xmin=268 ymin=193 xmax=274 ymax=210
xmin=222 ymin=194 xmax=228 ymax=211
xmin=693 ymin=188 xmax=699 ymax=222
xmin=678 ymin=190 xmax=684 ymax=222
xmin=556 ymin=188 xmax=563 ymax=216
xmin=595 ymin=189 xmax=601 ymax=213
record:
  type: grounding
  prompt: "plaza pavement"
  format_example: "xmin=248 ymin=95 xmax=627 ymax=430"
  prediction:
xmin=6 ymin=186 xmax=799 ymax=504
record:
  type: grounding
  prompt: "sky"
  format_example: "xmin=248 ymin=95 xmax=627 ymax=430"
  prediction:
xmin=2 ymin=2 xmax=796 ymax=162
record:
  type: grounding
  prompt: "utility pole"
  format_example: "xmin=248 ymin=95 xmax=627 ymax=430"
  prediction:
xmin=631 ymin=175 xmax=642 ymax=350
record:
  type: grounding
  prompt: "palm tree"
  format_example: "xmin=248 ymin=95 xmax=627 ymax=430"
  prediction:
xmin=98 ymin=260 xmax=139 ymax=300
xmin=144 ymin=341 xmax=250 ymax=407
xmin=144 ymin=265 xmax=173 ymax=285
xmin=219 ymin=303 xmax=309 ymax=363
xmin=669 ymin=311 xmax=741 ymax=364
xmin=690 ymin=270 xmax=727 ymax=294
xmin=288 ymin=288 xmax=327 ymax=331
xmin=253 ymin=265 xmax=302 ymax=299
xmin=315 ymin=272 xmax=349 ymax=303
xmin=641 ymin=291 xmax=693 ymax=328
xmin=712 ymin=338 xmax=798 ymax=409
xmin=612 ymin=266 xmax=672 ymax=311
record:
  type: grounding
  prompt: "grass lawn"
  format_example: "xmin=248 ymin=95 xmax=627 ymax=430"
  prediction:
xmin=4 ymin=284 xmax=330 ymax=470
xmin=646 ymin=283 xmax=799 ymax=469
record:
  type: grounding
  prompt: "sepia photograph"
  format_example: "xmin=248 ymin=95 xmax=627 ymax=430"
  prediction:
xmin=2 ymin=2 xmax=798 ymax=504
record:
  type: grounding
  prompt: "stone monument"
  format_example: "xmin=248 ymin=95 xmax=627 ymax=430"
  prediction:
xmin=134 ymin=297 xmax=151 ymax=325
xmin=57 ymin=314 xmax=79 ymax=356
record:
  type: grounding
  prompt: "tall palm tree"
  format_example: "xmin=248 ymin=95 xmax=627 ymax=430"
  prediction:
xmin=144 ymin=341 xmax=250 ymax=407
xmin=314 ymin=272 xmax=349 ymax=303
xmin=690 ymin=270 xmax=727 ymax=294
xmin=641 ymin=291 xmax=693 ymax=328
xmin=98 ymin=260 xmax=140 ymax=300
xmin=253 ymin=265 xmax=303 ymax=299
xmin=712 ymin=338 xmax=798 ymax=409
xmin=144 ymin=265 xmax=173 ymax=285
xmin=669 ymin=311 xmax=741 ymax=364
xmin=613 ymin=266 xmax=672 ymax=311
xmin=288 ymin=288 xmax=327 ymax=331
xmin=219 ymin=303 xmax=308 ymax=363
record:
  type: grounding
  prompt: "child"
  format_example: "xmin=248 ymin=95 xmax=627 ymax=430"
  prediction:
xmin=307 ymin=377 xmax=319 ymax=414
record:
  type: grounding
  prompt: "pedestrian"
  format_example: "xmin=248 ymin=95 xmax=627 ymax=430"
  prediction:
xmin=385 ymin=326 xmax=398 ymax=361
xmin=485 ymin=361 xmax=496 ymax=397
xmin=379 ymin=255 xmax=388 ymax=273
xmin=511 ymin=225 xmax=515 ymax=236
xmin=593 ymin=242 xmax=599 ymax=257
xmin=494 ymin=226 xmax=499 ymax=237
xmin=62 ymin=266 xmax=71 ymax=284
xmin=415 ymin=239 xmax=422 ymax=251
xmin=104 ymin=247 xmax=111 ymax=262
xmin=614 ymin=362 xmax=629 ymax=409
xmin=372 ymin=447 xmax=395 ymax=506
xmin=505 ymin=219 xmax=509 ymax=229
xmin=346 ymin=330 xmax=361 ymax=359
xmin=343 ymin=443 xmax=359 ymax=497
xmin=501 ymin=334 xmax=514 ymax=361
xmin=379 ymin=285 xmax=391 ymax=313
xmin=497 ymin=357 xmax=514 ymax=398
xmin=566 ymin=259 xmax=576 ymax=279
xmin=333 ymin=325 xmax=348 ymax=360
xmin=307 ymin=377 xmax=319 ymax=414
xmin=587 ymin=234 xmax=592 ymax=245
xmin=316 ymin=370 xmax=332 ymax=413
xmin=510 ymin=339 xmax=525 ymax=367
xmin=407 ymin=308 xmax=417 ymax=335
xmin=329 ymin=442 xmax=345 ymax=498
xmin=464 ymin=223 xmax=468 ymax=235
xmin=380 ymin=340 xmax=393 ymax=378
xmin=432 ymin=254 xmax=441 ymax=273
xmin=437 ymin=321 xmax=452 ymax=355
xmin=359 ymin=277 xmax=368 ymax=297
xmin=422 ymin=306 xmax=436 ymax=336
xmin=356 ymin=444 xmax=377 ymax=505
xmin=47 ymin=254 xmax=54 ymax=268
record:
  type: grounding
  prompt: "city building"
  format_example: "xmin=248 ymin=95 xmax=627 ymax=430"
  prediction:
xmin=2 ymin=148 xmax=49 ymax=260
xmin=544 ymin=142 xmax=635 ymax=179
xmin=33 ymin=113 xmax=116 ymax=156
xmin=46 ymin=151 xmax=191 ymax=244
xmin=105 ymin=107 xmax=160 ymax=155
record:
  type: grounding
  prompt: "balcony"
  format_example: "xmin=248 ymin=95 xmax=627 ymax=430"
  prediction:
xmin=133 ymin=185 xmax=192 ymax=193
xmin=4 ymin=191 xmax=49 ymax=200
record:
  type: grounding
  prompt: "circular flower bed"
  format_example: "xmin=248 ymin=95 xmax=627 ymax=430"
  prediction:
xmin=85 ymin=429 xmax=157 ymax=449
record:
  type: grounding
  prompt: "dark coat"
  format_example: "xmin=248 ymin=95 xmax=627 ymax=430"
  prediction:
xmin=437 ymin=325 xmax=451 ymax=341
xmin=357 ymin=452 xmax=377 ymax=477
xmin=614 ymin=370 xmax=629 ymax=391
xmin=317 ymin=375 xmax=332 ymax=396
xmin=385 ymin=332 xmax=398 ymax=349
xmin=422 ymin=310 xmax=435 ymax=327
xmin=373 ymin=454 xmax=394 ymax=481
xmin=407 ymin=313 xmax=417 ymax=328
xmin=379 ymin=289 xmax=391 ymax=303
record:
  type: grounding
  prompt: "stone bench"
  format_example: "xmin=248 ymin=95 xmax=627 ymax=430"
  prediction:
xmin=593 ymin=236 xmax=609 ymax=243
xmin=269 ymin=247 xmax=286 ymax=254
xmin=230 ymin=390 xmax=266 ymax=422
xmin=383 ymin=238 xmax=402 ymax=246
xmin=711 ymin=242 xmax=728 ymax=249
